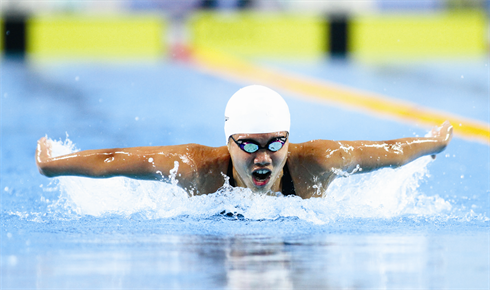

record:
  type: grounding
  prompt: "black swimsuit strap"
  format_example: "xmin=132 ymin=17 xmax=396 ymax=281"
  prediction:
xmin=226 ymin=158 xmax=296 ymax=196
xmin=281 ymin=162 xmax=296 ymax=196
xmin=227 ymin=158 xmax=236 ymax=187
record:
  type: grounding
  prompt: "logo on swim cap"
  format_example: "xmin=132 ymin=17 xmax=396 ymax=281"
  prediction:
xmin=224 ymin=85 xmax=290 ymax=143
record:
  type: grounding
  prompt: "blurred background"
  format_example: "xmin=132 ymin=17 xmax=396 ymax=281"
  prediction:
xmin=1 ymin=2 xmax=489 ymax=288
xmin=1 ymin=0 xmax=488 ymax=62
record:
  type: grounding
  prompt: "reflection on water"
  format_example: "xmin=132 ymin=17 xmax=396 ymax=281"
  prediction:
xmin=4 ymin=232 xmax=485 ymax=289
xmin=225 ymin=237 xmax=293 ymax=289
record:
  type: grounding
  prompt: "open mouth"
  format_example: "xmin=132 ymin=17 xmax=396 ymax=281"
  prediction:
xmin=252 ymin=169 xmax=272 ymax=187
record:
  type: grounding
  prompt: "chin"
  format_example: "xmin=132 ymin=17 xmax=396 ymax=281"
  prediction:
xmin=253 ymin=187 xmax=270 ymax=194
xmin=249 ymin=183 xmax=273 ymax=194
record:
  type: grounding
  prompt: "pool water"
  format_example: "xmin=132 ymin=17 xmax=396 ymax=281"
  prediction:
xmin=1 ymin=57 xmax=489 ymax=289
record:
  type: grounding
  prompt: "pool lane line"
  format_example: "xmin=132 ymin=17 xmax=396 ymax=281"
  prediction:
xmin=191 ymin=47 xmax=490 ymax=145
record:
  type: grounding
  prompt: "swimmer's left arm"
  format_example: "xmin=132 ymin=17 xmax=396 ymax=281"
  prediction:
xmin=343 ymin=121 xmax=453 ymax=173
xmin=302 ymin=121 xmax=453 ymax=174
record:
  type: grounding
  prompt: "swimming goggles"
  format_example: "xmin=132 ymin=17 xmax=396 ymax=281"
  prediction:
xmin=230 ymin=133 xmax=288 ymax=154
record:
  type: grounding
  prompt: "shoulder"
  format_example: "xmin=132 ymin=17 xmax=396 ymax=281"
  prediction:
xmin=150 ymin=143 xmax=228 ymax=158
xmin=149 ymin=144 xmax=231 ymax=195
xmin=184 ymin=144 xmax=230 ymax=161
xmin=146 ymin=143 xmax=230 ymax=173
xmin=182 ymin=144 xmax=230 ymax=174
xmin=287 ymin=140 xmax=352 ymax=176
xmin=286 ymin=140 xmax=341 ymax=198
xmin=288 ymin=140 xmax=343 ymax=161
xmin=185 ymin=144 xmax=231 ymax=194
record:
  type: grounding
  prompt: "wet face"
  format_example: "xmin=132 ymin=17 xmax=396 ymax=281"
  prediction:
xmin=227 ymin=131 xmax=289 ymax=193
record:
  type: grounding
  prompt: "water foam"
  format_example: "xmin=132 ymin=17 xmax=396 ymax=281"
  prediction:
xmin=43 ymin=136 xmax=472 ymax=224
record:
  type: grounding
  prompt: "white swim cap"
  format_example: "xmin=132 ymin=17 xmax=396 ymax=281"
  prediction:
xmin=224 ymin=85 xmax=290 ymax=142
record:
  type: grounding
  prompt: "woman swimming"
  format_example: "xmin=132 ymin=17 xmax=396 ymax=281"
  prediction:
xmin=36 ymin=85 xmax=453 ymax=198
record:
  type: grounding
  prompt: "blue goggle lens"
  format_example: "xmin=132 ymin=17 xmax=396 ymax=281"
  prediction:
xmin=231 ymin=135 xmax=288 ymax=154
xmin=268 ymin=140 xmax=283 ymax=152
xmin=243 ymin=143 xmax=259 ymax=153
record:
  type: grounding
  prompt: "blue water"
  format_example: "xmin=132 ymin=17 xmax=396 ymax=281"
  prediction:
xmin=1 ymin=57 xmax=489 ymax=289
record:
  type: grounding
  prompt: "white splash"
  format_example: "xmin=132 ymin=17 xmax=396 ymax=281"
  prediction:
xmin=50 ymin=133 xmax=80 ymax=157
xmin=324 ymin=156 xmax=451 ymax=219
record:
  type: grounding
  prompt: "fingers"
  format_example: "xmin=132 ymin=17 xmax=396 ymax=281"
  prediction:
xmin=36 ymin=139 xmax=45 ymax=163
xmin=37 ymin=136 xmax=49 ymax=149
xmin=430 ymin=121 xmax=453 ymax=142
xmin=442 ymin=121 xmax=453 ymax=143
xmin=36 ymin=137 xmax=52 ymax=162
xmin=36 ymin=137 xmax=54 ymax=176
xmin=446 ymin=125 xmax=453 ymax=142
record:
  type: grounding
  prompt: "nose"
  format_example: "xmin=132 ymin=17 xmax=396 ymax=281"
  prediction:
xmin=254 ymin=150 xmax=272 ymax=166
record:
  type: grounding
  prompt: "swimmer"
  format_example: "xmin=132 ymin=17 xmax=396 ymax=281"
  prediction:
xmin=36 ymin=85 xmax=453 ymax=198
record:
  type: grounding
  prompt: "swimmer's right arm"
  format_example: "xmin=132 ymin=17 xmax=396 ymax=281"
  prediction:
xmin=35 ymin=137 xmax=198 ymax=180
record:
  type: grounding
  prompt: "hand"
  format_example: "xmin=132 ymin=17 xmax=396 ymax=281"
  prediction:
xmin=429 ymin=121 xmax=453 ymax=159
xmin=36 ymin=137 xmax=52 ymax=175
xmin=430 ymin=121 xmax=453 ymax=143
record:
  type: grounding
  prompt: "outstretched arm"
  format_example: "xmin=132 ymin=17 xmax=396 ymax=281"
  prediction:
xmin=341 ymin=121 xmax=453 ymax=173
xmin=35 ymin=137 xmax=197 ymax=180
